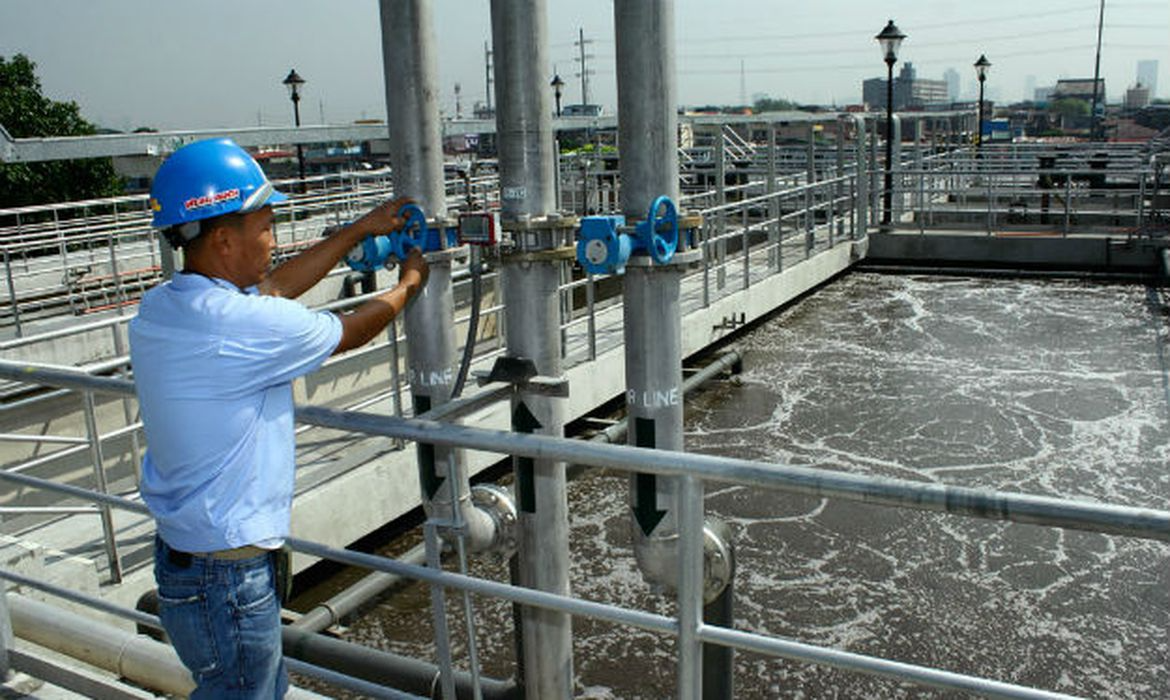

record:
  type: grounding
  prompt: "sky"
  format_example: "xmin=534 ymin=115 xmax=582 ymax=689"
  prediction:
xmin=1 ymin=0 xmax=1167 ymax=132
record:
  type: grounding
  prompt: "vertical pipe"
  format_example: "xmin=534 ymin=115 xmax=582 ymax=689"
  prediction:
xmin=379 ymin=5 xmax=492 ymax=698
xmin=379 ymin=0 xmax=446 ymax=216
xmin=615 ymin=4 xmax=729 ymax=698
xmin=490 ymin=1 xmax=574 ymax=696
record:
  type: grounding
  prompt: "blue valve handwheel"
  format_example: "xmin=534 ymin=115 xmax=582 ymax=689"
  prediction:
xmin=643 ymin=195 xmax=679 ymax=265
xmin=394 ymin=203 xmax=429 ymax=256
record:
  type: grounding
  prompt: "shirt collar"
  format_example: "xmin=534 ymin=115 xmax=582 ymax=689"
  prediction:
xmin=172 ymin=270 xmax=259 ymax=296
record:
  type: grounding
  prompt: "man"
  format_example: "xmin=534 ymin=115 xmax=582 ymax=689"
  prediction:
xmin=129 ymin=137 xmax=428 ymax=698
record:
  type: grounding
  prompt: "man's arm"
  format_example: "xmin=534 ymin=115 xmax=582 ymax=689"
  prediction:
xmin=333 ymin=249 xmax=430 ymax=354
xmin=259 ymin=196 xmax=412 ymax=299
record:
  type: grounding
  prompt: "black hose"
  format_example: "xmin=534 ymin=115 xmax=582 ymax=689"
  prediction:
xmin=451 ymin=247 xmax=483 ymax=399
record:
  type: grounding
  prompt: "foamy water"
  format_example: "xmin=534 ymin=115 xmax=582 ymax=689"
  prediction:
xmin=337 ymin=274 xmax=1170 ymax=699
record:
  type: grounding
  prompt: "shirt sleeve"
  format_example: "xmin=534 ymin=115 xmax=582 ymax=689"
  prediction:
xmin=218 ymin=295 xmax=343 ymax=391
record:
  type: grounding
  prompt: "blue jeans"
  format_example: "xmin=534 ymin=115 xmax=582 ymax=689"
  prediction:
xmin=154 ymin=537 xmax=288 ymax=699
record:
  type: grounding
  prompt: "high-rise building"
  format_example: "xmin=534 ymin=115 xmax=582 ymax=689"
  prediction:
xmin=943 ymin=68 xmax=960 ymax=102
xmin=1137 ymin=60 xmax=1158 ymax=98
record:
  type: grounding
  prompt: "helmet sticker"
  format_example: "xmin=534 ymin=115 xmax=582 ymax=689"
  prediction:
xmin=184 ymin=188 xmax=241 ymax=212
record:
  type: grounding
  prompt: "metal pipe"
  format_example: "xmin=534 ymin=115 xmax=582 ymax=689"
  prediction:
xmin=10 ymin=594 xmax=197 ymax=697
xmin=379 ymin=0 xmax=445 ymax=216
xmin=614 ymin=5 xmax=734 ymax=697
xmin=380 ymin=0 xmax=495 ymax=551
xmin=282 ymin=622 xmax=517 ymax=700
xmin=490 ymin=0 xmax=574 ymax=694
xmin=291 ymin=543 xmax=427 ymax=633
xmin=593 ymin=350 xmax=743 ymax=445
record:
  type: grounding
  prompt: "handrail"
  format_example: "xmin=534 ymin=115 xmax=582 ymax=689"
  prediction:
xmin=2 ymin=361 xmax=1159 ymax=698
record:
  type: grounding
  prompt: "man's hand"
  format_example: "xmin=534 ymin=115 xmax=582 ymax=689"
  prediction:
xmin=398 ymin=249 xmax=429 ymax=296
xmin=354 ymin=196 xmax=416 ymax=237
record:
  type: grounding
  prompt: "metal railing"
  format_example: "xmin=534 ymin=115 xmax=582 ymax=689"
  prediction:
xmin=0 ymin=361 xmax=1167 ymax=699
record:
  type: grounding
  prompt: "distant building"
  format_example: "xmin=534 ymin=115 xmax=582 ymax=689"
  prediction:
xmin=1034 ymin=86 xmax=1055 ymax=103
xmin=861 ymin=63 xmax=948 ymax=111
xmin=561 ymin=104 xmax=604 ymax=117
xmin=1052 ymin=78 xmax=1105 ymax=104
xmin=1125 ymin=83 xmax=1151 ymax=110
xmin=1137 ymin=60 xmax=1159 ymax=99
xmin=943 ymin=68 xmax=960 ymax=102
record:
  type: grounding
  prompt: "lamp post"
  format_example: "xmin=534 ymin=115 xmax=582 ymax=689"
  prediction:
xmin=551 ymin=74 xmax=564 ymax=118
xmin=282 ymin=68 xmax=306 ymax=186
xmin=875 ymin=19 xmax=905 ymax=227
xmin=974 ymin=54 xmax=991 ymax=154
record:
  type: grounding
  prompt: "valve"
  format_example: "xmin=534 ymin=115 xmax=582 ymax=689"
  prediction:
xmin=576 ymin=214 xmax=629 ymax=275
xmin=575 ymin=195 xmax=681 ymax=275
xmin=634 ymin=195 xmax=679 ymax=265
xmin=344 ymin=202 xmax=431 ymax=272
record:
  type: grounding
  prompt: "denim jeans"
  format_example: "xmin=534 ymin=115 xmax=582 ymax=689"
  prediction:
xmin=154 ymin=537 xmax=288 ymax=699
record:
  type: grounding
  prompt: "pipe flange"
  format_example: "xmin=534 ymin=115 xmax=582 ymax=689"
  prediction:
xmin=470 ymin=483 xmax=519 ymax=560
xmin=702 ymin=519 xmax=735 ymax=603
xmin=421 ymin=245 xmax=469 ymax=264
xmin=623 ymin=249 xmax=703 ymax=268
xmin=500 ymin=245 xmax=579 ymax=263
xmin=501 ymin=213 xmax=580 ymax=231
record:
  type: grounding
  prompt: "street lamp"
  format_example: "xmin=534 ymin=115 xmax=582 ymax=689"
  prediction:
xmin=551 ymin=74 xmax=565 ymax=118
xmin=875 ymin=19 xmax=905 ymax=227
xmin=974 ymin=54 xmax=991 ymax=154
xmin=282 ymin=68 xmax=306 ymax=186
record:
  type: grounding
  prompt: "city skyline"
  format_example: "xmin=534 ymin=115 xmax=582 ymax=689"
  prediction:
xmin=1 ymin=0 xmax=1166 ymax=132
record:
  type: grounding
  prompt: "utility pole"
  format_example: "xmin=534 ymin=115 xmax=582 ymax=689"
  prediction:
xmin=484 ymin=42 xmax=494 ymax=112
xmin=575 ymin=28 xmax=594 ymax=106
xmin=454 ymin=82 xmax=462 ymax=119
xmin=1089 ymin=0 xmax=1105 ymax=140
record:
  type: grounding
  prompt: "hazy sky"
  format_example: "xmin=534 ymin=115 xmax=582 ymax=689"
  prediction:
xmin=1 ymin=0 xmax=1166 ymax=132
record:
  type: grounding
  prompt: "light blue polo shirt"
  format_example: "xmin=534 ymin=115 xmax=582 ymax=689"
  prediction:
xmin=129 ymin=272 xmax=342 ymax=553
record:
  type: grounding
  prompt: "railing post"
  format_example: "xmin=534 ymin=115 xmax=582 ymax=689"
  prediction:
xmin=81 ymin=390 xmax=122 ymax=583
xmin=0 ymin=589 xmax=11 ymax=683
xmin=715 ymin=126 xmax=727 ymax=291
xmin=768 ymin=123 xmax=780 ymax=272
xmin=677 ymin=473 xmax=703 ymax=700
xmin=3 ymin=247 xmax=21 ymax=338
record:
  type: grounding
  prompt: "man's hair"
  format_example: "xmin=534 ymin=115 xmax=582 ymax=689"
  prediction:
xmin=163 ymin=212 xmax=246 ymax=250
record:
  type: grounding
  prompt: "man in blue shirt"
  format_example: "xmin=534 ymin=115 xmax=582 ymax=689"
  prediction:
xmin=130 ymin=138 xmax=428 ymax=698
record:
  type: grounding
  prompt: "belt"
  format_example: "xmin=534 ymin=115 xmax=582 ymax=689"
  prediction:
xmin=166 ymin=544 xmax=270 ymax=568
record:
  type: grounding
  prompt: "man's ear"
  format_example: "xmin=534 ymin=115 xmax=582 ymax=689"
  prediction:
xmin=204 ymin=221 xmax=237 ymax=257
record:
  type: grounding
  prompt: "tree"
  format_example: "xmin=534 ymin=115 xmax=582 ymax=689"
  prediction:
xmin=752 ymin=96 xmax=801 ymax=113
xmin=1048 ymin=98 xmax=1090 ymax=118
xmin=0 ymin=54 xmax=123 ymax=209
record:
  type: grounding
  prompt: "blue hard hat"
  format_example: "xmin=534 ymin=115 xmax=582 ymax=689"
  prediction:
xmin=149 ymin=138 xmax=287 ymax=231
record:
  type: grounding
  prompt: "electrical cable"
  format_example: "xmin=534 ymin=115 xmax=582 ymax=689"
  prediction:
xmin=450 ymin=246 xmax=483 ymax=400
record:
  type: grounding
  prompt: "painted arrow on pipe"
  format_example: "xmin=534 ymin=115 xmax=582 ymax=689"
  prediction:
xmin=513 ymin=401 xmax=542 ymax=513
xmin=415 ymin=396 xmax=444 ymax=500
xmin=634 ymin=417 xmax=668 ymax=536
